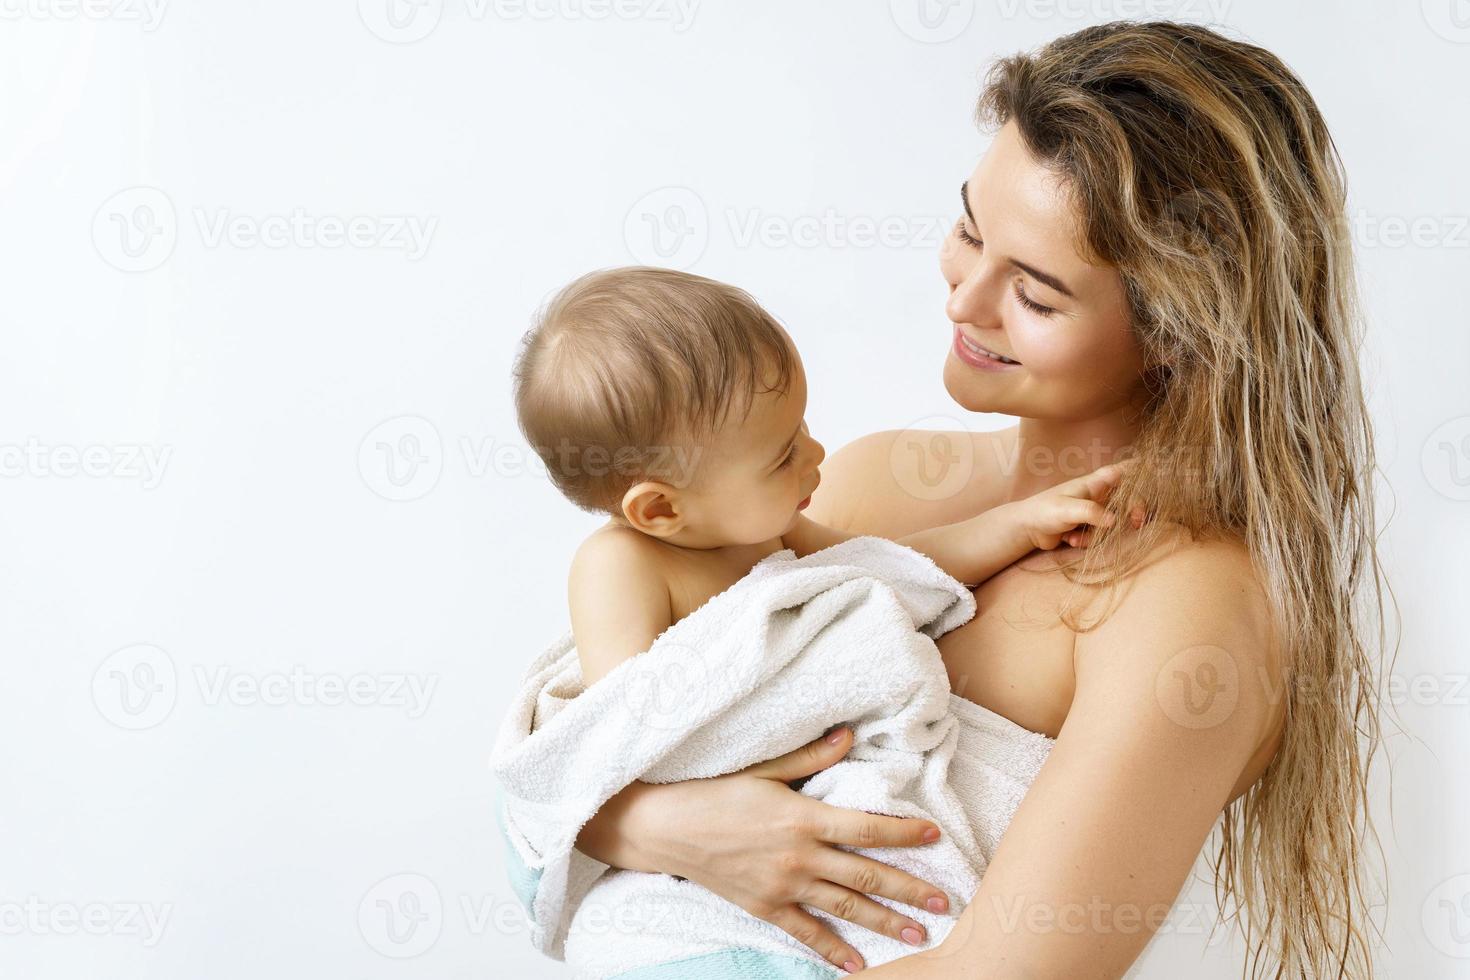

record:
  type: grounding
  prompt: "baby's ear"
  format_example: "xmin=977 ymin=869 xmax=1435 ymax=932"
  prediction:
xmin=620 ymin=482 xmax=686 ymax=538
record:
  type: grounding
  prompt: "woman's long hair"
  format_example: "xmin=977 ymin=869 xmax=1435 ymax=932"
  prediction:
xmin=979 ymin=21 xmax=1386 ymax=977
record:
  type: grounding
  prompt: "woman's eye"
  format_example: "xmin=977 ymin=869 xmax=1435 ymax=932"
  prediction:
xmin=1012 ymin=279 xmax=1057 ymax=317
xmin=778 ymin=446 xmax=797 ymax=469
xmin=954 ymin=218 xmax=983 ymax=249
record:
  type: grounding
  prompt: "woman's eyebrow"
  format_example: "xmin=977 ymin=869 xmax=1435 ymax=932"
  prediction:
xmin=959 ymin=180 xmax=1076 ymax=299
xmin=1012 ymin=259 xmax=1075 ymax=299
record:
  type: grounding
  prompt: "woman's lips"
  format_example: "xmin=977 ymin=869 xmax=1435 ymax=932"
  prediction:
xmin=797 ymin=495 xmax=812 ymax=511
xmin=952 ymin=326 xmax=1021 ymax=371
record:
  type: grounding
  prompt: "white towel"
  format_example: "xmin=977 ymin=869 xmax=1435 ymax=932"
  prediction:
xmin=491 ymin=536 xmax=1052 ymax=978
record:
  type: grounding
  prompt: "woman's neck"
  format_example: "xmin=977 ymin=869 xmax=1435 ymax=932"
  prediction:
xmin=1002 ymin=410 xmax=1142 ymax=502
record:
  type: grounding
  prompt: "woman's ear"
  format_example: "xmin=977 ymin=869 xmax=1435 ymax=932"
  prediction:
xmin=620 ymin=481 xmax=687 ymax=538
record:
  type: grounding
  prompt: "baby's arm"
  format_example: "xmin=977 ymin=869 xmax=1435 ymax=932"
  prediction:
xmin=784 ymin=465 xmax=1123 ymax=586
xmin=781 ymin=515 xmax=858 ymax=558
xmin=568 ymin=529 xmax=674 ymax=686
xmin=899 ymin=464 xmax=1125 ymax=586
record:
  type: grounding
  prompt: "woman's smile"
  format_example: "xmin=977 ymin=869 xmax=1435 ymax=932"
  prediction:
xmin=952 ymin=325 xmax=1021 ymax=370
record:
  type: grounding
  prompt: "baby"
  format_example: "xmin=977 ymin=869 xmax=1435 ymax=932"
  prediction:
xmin=512 ymin=267 xmax=1121 ymax=685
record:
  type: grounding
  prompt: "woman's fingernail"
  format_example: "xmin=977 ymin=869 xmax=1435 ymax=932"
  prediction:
xmin=927 ymin=895 xmax=949 ymax=913
xmin=920 ymin=825 xmax=940 ymax=843
xmin=901 ymin=926 xmax=924 ymax=946
xmin=826 ymin=728 xmax=848 ymax=744
xmin=842 ymin=960 xmax=861 ymax=974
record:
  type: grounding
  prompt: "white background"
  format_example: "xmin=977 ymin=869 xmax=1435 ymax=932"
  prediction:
xmin=1 ymin=1 xmax=1466 ymax=977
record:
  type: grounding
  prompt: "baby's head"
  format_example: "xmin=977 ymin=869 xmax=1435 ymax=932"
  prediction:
xmin=513 ymin=267 xmax=824 ymax=548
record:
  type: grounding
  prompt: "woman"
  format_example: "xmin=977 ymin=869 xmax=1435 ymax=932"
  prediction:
xmin=571 ymin=22 xmax=1383 ymax=977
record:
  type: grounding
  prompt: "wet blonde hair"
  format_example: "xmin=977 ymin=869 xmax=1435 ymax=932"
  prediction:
xmin=980 ymin=22 xmax=1386 ymax=977
xmin=512 ymin=266 xmax=796 ymax=514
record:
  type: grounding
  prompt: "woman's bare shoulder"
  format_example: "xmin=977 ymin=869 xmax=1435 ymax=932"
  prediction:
xmin=1074 ymin=529 xmax=1285 ymax=789
xmin=806 ymin=426 xmax=1016 ymax=537
xmin=1082 ymin=529 xmax=1274 ymax=652
xmin=1113 ymin=530 xmax=1267 ymax=622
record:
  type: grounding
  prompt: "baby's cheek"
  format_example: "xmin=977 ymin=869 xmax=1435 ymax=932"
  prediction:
xmin=769 ymin=482 xmax=799 ymax=521
xmin=746 ymin=481 xmax=791 ymax=530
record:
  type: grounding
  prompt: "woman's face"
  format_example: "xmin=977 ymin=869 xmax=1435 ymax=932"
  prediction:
xmin=940 ymin=121 xmax=1148 ymax=422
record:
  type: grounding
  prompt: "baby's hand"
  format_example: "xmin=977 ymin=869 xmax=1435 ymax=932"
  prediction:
xmin=1007 ymin=462 xmax=1128 ymax=552
xmin=898 ymin=460 xmax=1137 ymax=588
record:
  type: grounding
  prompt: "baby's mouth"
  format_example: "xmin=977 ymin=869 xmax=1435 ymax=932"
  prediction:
xmin=797 ymin=475 xmax=820 ymax=511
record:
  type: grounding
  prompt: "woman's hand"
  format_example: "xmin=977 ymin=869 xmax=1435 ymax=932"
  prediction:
xmin=576 ymin=728 xmax=950 ymax=974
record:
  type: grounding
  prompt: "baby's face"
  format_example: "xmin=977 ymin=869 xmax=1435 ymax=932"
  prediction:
xmin=683 ymin=351 xmax=825 ymax=547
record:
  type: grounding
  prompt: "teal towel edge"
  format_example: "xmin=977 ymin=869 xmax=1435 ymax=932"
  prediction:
xmin=611 ymin=947 xmax=842 ymax=979
xmin=493 ymin=781 xmax=543 ymax=915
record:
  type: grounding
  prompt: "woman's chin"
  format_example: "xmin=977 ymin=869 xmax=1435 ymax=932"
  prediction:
xmin=943 ymin=356 xmax=1015 ymax=414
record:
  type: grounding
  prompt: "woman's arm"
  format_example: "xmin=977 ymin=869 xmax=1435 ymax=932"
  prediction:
xmin=574 ymin=729 xmax=953 ymax=974
xmin=864 ymin=537 xmax=1285 ymax=979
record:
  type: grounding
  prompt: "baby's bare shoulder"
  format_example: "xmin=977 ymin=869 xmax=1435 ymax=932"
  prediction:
xmin=570 ymin=524 xmax=670 ymax=592
xmin=568 ymin=527 xmax=676 ymax=683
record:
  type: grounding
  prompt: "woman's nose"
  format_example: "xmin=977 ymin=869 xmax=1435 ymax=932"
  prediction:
xmin=945 ymin=261 xmax=998 ymax=330
xmin=809 ymin=437 xmax=826 ymax=469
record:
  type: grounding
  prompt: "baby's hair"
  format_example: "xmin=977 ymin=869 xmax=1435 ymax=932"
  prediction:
xmin=512 ymin=266 xmax=796 ymax=515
